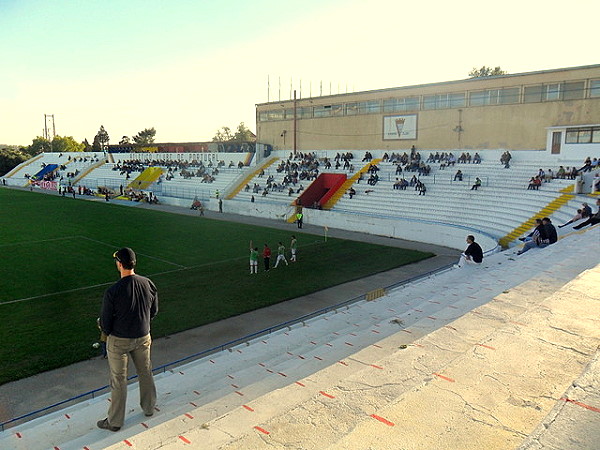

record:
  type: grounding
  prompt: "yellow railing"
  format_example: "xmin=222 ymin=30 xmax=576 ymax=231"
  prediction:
xmin=321 ymin=158 xmax=383 ymax=210
xmin=225 ymin=157 xmax=279 ymax=200
xmin=127 ymin=167 xmax=163 ymax=190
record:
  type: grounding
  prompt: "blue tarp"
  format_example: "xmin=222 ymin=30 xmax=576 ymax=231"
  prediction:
xmin=32 ymin=164 xmax=58 ymax=180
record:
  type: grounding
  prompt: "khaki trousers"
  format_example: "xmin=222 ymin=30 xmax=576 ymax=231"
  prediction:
xmin=107 ymin=334 xmax=156 ymax=427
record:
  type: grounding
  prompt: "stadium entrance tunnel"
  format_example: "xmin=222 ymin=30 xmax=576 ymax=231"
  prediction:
xmin=297 ymin=173 xmax=347 ymax=208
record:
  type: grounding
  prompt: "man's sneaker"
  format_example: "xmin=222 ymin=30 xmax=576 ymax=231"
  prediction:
xmin=97 ymin=418 xmax=120 ymax=432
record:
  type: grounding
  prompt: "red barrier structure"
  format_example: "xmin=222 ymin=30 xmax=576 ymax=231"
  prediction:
xmin=297 ymin=173 xmax=347 ymax=208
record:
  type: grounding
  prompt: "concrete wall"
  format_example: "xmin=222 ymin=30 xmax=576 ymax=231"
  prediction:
xmin=221 ymin=198 xmax=499 ymax=254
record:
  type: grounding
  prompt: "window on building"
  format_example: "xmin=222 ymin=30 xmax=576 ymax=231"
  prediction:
xmin=358 ymin=100 xmax=381 ymax=114
xmin=566 ymin=127 xmax=600 ymax=143
xmin=267 ymin=110 xmax=284 ymax=120
xmin=422 ymin=95 xmax=437 ymax=110
xmin=346 ymin=103 xmax=358 ymax=115
xmin=448 ymin=93 xmax=466 ymax=107
xmin=313 ymin=105 xmax=332 ymax=118
xmin=590 ymin=80 xmax=600 ymax=98
xmin=544 ymin=84 xmax=561 ymax=101
xmin=469 ymin=90 xmax=486 ymax=106
xmin=423 ymin=93 xmax=465 ymax=110
xmin=578 ymin=129 xmax=592 ymax=143
xmin=563 ymin=81 xmax=585 ymax=100
xmin=566 ymin=130 xmax=578 ymax=143
xmin=499 ymin=87 xmax=520 ymax=104
xmin=405 ymin=97 xmax=419 ymax=111
xmin=258 ymin=111 xmax=268 ymax=122
xmin=284 ymin=109 xmax=294 ymax=119
xmin=383 ymin=98 xmax=399 ymax=112
xmin=524 ymin=85 xmax=543 ymax=103
xmin=332 ymin=104 xmax=344 ymax=116
xmin=298 ymin=107 xmax=313 ymax=119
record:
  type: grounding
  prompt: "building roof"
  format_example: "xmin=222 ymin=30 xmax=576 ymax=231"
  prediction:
xmin=257 ymin=63 xmax=600 ymax=107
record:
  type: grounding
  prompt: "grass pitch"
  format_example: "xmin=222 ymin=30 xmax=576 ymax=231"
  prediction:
xmin=0 ymin=188 xmax=434 ymax=385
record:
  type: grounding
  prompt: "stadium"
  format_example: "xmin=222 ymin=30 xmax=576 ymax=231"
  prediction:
xmin=0 ymin=64 xmax=599 ymax=449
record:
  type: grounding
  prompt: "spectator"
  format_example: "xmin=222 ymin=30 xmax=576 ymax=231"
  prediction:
xmin=527 ymin=177 xmax=541 ymax=190
xmin=471 ymin=177 xmax=482 ymax=190
xmin=579 ymin=157 xmax=592 ymax=173
xmin=454 ymin=170 xmax=463 ymax=181
xmin=455 ymin=235 xmax=483 ymax=268
xmin=517 ymin=217 xmax=556 ymax=255
xmin=558 ymin=209 xmax=584 ymax=228
xmin=573 ymin=199 xmax=600 ymax=229
xmin=97 ymin=248 xmax=158 ymax=432
xmin=581 ymin=202 xmax=592 ymax=218
xmin=500 ymin=151 xmax=512 ymax=168
xmin=543 ymin=217 xmax=558 ymax=245
xmin=518 ymin=219 xmax=543 ymax=242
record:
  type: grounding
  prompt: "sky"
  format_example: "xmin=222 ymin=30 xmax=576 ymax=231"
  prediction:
xmin=1 ymin=0 xmax=598 ymax=146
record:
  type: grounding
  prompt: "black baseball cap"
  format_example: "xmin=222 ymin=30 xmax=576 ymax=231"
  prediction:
xmin=113 ymin=247 xmax=136 ymax=266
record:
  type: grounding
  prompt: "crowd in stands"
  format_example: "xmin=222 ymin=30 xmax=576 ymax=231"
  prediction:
xmin=428 ymin=151 xmax=481 ymax=165
xmin=516 ymin=198 xmax=599 ymax=256
xmin=525 ymin=157 xmax=599 ymax=190
xmin=112 ymin=158 xmax=243 ymax=182
xmin=246 ymin=152 xmax=321 ymax=198
xmin=276 ymin=152 xmax=321 ymax=182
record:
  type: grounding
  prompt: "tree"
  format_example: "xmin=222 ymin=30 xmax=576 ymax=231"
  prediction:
xmin=233 ymin=122 xmax=255 ymax=142
xmin=213 ymin=123 xmax=255 ymax=142
xmin=95 ymin=125 xmax=110 ymax=151
xmin=468 ymin=66 xmax=507 ymax=78
xmin=82 ymin=138 xmax=92 ymax=152
xmin=92 ymin=135 xmax=102 ymax=152
xmin=132 ymin=128 xmax=156 ymax=145
xmin=0 ymin=147 xmax=29 ymax=176
xmin=119 ymin=136 xmax=131 ymax=145
xmin=27 ymin=137 xmax=51 ymax=155
xmin=50 ymin=136 xmax=85 ymax=153
xmin=212 ymin=126 xmax=233 ymax=142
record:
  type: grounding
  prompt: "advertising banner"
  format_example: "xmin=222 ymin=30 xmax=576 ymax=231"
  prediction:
xmin=383 ymin=114 xmax=418 ymax=140
xmin=35 ymin=180 xmax=58 ymax=190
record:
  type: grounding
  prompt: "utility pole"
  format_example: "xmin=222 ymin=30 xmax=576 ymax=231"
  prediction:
xmin=293 ymin=90 xmax=297 ymax=156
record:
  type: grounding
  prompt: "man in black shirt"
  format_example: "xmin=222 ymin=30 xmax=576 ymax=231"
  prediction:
xmin=542 ymin=218 xmax=558 ymax=245
xmin=456 ymin=235 xmax=483 ymax=268
xmin=97 ymin=248 xmax=158 ymax=432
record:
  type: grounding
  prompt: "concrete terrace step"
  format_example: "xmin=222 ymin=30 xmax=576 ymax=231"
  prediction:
xmin=207 ymin=270 xmax=600 ymax=449
xmin=1 ymin=228 xmax=597 ymax=449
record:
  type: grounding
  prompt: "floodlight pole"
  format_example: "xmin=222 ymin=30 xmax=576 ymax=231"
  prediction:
xmin=293 ymin=90 xmax=297 ymax=155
